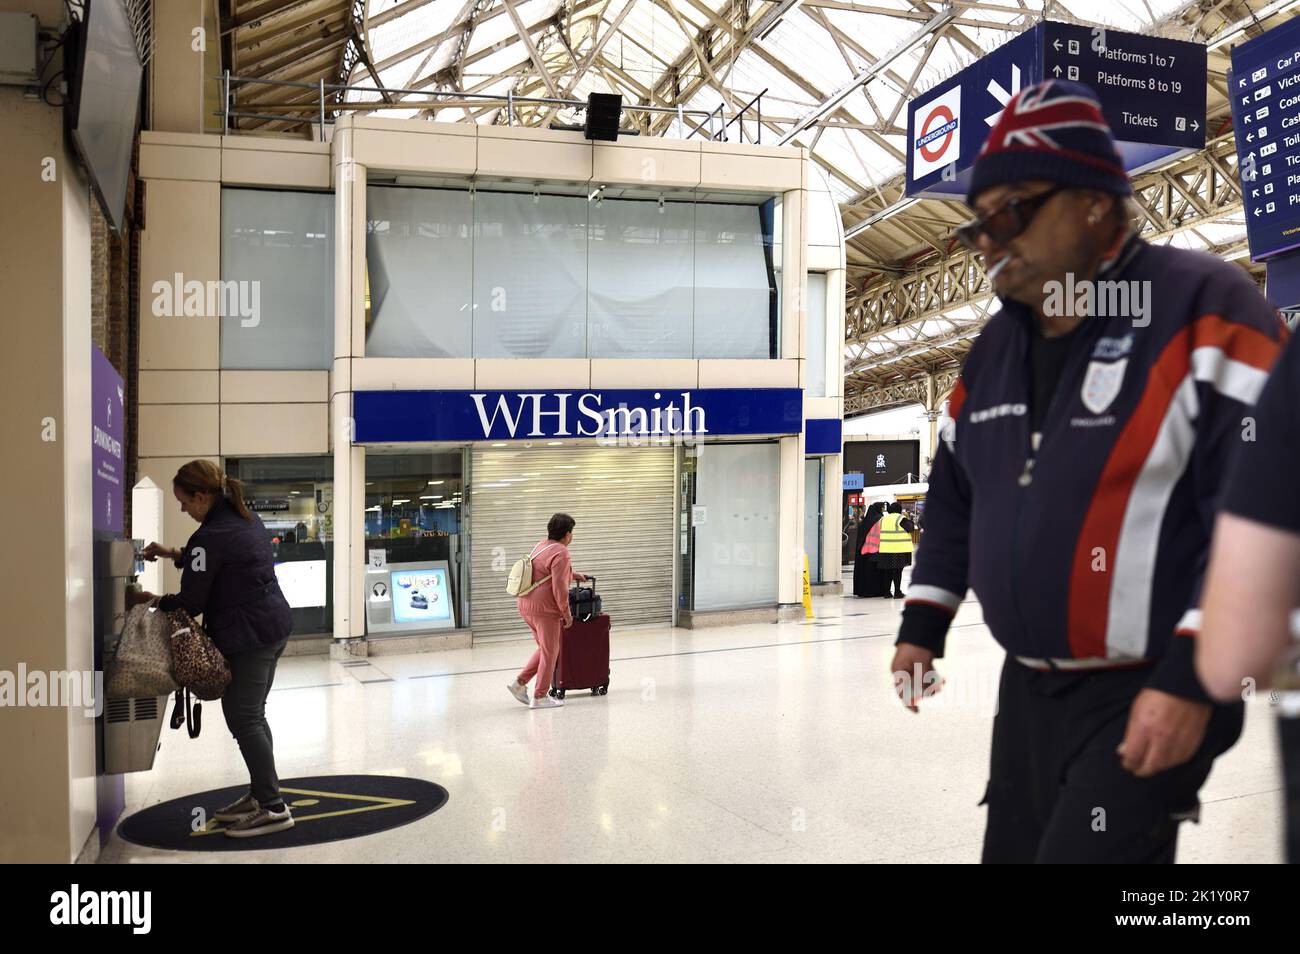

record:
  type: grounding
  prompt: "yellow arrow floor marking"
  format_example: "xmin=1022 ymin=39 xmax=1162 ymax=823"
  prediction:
xmin=191 ymin=787 xmax=419 ymax=837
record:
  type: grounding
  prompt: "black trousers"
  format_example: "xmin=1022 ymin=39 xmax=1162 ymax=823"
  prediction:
xmin=221 ymin=639 xmax=287 ymax=806
xmin=981 ymin=658 xmax=1243 ymax=864
xmin=1281 ymin=714 xmax=1300 ymax=864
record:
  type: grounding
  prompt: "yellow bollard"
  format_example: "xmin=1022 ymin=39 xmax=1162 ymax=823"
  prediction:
xmin=802 ymin=554 xmax=815 ymax=620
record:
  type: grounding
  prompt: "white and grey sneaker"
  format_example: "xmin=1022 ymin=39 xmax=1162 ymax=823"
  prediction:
xmin=531 ymin=694 xmax=563 ymax=709
xmin=507 ymin=681 xmax=531 ymax=706
xmin=224 ymin=804 xmax=295 ymax=838
xmin=214 ymin=792 xmax=259 ymax=822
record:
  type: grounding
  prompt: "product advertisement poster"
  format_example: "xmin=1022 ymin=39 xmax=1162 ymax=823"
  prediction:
xmin=91 ymin=347 xmax=125 ymax=534
xmin=390 ymin=568 xmax=453 ymax=624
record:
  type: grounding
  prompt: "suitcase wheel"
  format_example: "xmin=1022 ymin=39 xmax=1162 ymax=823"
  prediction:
xmin=597 ymin=684 xmax=608 ymax=696
xmin=556 ymin=689 xmax=566 ymax=700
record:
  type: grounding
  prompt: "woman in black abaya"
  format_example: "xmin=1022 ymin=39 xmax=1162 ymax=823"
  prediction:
xmin=852 ymin=501 xmax=890 ymax=597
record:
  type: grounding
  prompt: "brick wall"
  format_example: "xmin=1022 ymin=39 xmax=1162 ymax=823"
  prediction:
xmin=88 ymin=141 xmax=141 ymax=531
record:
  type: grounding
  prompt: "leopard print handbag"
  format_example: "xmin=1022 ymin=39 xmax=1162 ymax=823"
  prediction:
xmin=167 ymin=609 xmax=232 ymax=701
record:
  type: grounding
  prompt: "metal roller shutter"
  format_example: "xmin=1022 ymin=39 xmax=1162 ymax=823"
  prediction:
xmin=469 ymin=446 xmax=676 ymax=641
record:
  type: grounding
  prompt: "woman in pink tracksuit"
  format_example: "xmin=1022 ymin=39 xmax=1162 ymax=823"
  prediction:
xmin=508 ymin=513 xmax=585 ymax=709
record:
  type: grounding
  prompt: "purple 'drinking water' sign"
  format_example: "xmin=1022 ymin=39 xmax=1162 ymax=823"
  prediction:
xmin=92 ymin=347 xmax=125 ymax=534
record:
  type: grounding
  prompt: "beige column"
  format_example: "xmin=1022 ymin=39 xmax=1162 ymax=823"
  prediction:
xmin=150 ymin=0 xmax=207 ymax=133
xmin=778 ymin=434 xmax=806 ymax=607
xmin=778 ymin=177 xmax=809 ymax=607
xmin=923 ymin=373 xmax=940 ymax=478
xmin=0 ymin=4 xmax=97 ymax=861
xmin=331 ymin=120 xmax=368 ymax=642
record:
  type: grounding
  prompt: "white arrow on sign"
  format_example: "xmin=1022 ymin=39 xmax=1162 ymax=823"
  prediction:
xmin=1053 ymin=64 xmax=1062 ymax=77
xmin=1239 ymin=77 xmax=1247 ymax=88
xmin=1053 ymin=39 xmax=1062 ymax=51
xmin=1247 ymin=133 xmax=1254 ymax=142
xmin=1253 ymin=189 xmax=1260 ymax=197
xmin=1191 ymin=120 xmax=1199 ymax=131
xmin=1254 ymin=208 xmax=1261 ymax=217
xmin=986 ymin=64 xmax=1023 ymax=127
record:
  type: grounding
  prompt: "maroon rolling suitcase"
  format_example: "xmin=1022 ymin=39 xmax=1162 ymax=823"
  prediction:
xmin=548 ymin=613 xmax=610 ymax=699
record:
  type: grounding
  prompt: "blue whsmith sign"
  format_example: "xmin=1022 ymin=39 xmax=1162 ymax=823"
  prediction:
xmin=353 ymin=389 xmax=804 ymax=443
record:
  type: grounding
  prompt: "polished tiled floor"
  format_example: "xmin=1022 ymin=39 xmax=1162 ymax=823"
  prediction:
xmin=102 ymin=580 xmax=1285 ymax=863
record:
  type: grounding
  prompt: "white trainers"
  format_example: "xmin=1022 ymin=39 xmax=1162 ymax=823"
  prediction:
xmin=224 ymin=804 xmax=295 ymax=838
xmin=214 ymin=792 xmax=259 ymax=822
xmin=531 ymin=694 xmax=563 ymax=709
xmin=507 ymin=681 xmax=531 ymax=706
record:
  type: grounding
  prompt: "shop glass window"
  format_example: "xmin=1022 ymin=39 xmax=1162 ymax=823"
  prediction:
xmin=691 ymin=200 xmax=779 ymax=359
xmin=806 ymin=272 xmax=829 ymax=397
xmin=472 ymin=190 xmax=588 ymax=358
xmin=365 ymin=186 xmax=474 ymax=358
xmin=690 ymin=442 xmax=781 ymax=610
xmin=364 ymin=449 xmax=468 ymax=631
xmin=223 ymin=455 xmax=333 ymax=638
xmin=363 ymin=184 xmax=780 ymax=359
xmin=587 ymin=196 xmax=695 ymax=357
xmin=804 ymin=457 xmax=824 ymax=584
xmin=220 ymin=189 xmax=333 ymax=370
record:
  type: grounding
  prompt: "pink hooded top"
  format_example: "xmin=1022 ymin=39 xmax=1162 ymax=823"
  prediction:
xmin=517 ymin=539 xmax=576 ymax=626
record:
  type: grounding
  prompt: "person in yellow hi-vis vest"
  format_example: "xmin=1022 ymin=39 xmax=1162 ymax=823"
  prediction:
xmin=876 ymin=501 xmax=916 ymax=599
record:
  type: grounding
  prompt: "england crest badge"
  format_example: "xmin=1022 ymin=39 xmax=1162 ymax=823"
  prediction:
xmin=1081 ymin=358 xmax=1127 ymax=415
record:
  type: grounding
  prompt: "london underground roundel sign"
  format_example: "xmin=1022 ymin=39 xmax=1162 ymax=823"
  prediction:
xmin=912 ymin=85 xmax=962 ymax=180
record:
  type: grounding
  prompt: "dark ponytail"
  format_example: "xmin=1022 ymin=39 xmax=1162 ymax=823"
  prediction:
xmin=173 ymin=459 xmax=253 ymax=521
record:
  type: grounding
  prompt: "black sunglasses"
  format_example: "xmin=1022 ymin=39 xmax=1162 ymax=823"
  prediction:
xmin=956 ymin=185 xmax=1067 ymax=250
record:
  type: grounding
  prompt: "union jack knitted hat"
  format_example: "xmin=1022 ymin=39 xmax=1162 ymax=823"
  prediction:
xmin=968 ymin=79 xmax=1131 ymax=204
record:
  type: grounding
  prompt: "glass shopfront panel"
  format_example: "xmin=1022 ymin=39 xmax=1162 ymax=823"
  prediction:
xmin=364 ymin=184 xmax=779 ymax=360
xmin=364 ymin=448 xmax=467 ymax=632
xmin=224 ymin=455 xmax=333 ymax=638
xmin=220 ymin=189 xmax=333 ymax=370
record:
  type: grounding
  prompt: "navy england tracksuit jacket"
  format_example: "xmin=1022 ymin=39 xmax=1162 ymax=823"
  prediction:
xmin=897 ymin=233 xmax=1284 ymax=702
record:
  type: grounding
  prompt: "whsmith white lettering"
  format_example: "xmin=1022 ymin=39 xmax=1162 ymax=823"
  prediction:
xmin=470 ymin=392 xmax=707 ymax=439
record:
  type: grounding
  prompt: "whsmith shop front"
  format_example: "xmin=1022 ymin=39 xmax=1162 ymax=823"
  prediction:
xmin=343 ymin=387 xmax=841 ymax=646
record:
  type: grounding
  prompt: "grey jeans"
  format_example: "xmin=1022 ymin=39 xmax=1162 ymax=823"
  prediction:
xmin=221 ymin=639 xmax=287 ymax=806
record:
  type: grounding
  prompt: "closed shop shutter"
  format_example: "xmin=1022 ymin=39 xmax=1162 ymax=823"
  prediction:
xmin=468 ymin=445 xmax=676 ymax=641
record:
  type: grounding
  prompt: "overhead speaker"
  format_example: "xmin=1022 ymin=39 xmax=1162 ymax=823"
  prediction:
xmin=584 ymin=92 xmax=623 ymax=141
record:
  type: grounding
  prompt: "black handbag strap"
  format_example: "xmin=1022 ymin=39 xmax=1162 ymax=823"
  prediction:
xmin=186 ymin=689 xmax=202 ymax=739
xmin=169 ymin=688 xmax=202 ymax=739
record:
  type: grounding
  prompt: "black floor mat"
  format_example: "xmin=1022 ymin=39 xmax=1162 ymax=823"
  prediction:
xmin=117 ymin=775 xmax=449 ymax=852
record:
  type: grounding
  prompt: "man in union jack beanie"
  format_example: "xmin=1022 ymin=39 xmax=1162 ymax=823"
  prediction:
xmin=889 ymin=78 xmax=1285 ymax=863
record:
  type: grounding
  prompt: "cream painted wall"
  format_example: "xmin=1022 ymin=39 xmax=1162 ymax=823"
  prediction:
xmin=0 ymin=45 xmax=96 ymax=861
xmin=150 ymin=0 xmax=206 ymax=133
xmin=62 ymin=161 xmax=97 ymax=858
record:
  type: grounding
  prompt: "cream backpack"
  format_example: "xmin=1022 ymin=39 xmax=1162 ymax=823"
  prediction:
xmin=505 ymin=542 xmax=558 ymax=596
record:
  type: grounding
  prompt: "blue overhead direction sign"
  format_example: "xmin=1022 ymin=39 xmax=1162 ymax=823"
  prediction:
xmin=1042 ymin=22 xmax=1206 ymax=155
xmin=1229 ymin=15 xmax=1300 ymax=261
xmin=905 ymin=22 xmax=1207 ymax=200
